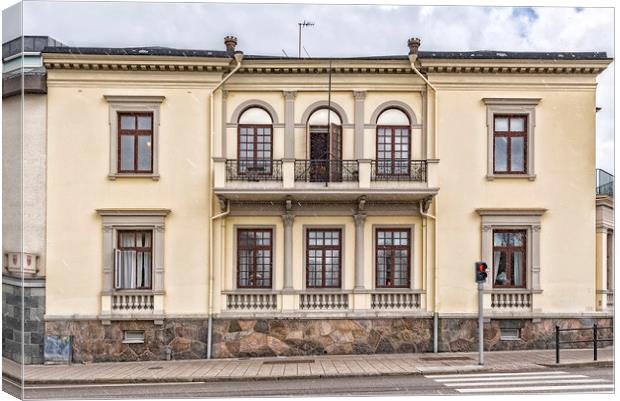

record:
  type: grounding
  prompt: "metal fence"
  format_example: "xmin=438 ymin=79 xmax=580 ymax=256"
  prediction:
xmin=371 ymin=160 xmax=427 ymax=182
xmin=294 ymin=160 xmax=359 ymax=182
xmin=555 ymin=324 xmax=613 ymax=363
xmin=225 ymin=159 xmax=283 ymax=181
xmin=596 ymin=168 xmax=614 ymax=196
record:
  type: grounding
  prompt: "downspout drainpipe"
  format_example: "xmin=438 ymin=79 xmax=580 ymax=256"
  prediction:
xmin=410 ymin=47 xmax=440 ymax=353
xmin=207 ymin=52 xmax=243 ymax=359
xmin=419 ymin=200 xmax=438 ymax=352
xmin=207 ymin=200 xmax=230 ymax=359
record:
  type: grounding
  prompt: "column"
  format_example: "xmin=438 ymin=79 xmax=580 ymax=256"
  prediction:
xmin=282 ymin=213 xmax=295 ymax=291
xmin=353 ymin=91 xmax=366 ymax=160
xmin=353 ymin=213 xmax=367 ymax=289
xmin=283 ymin=91 xmax=297 ymax=159
xmin=596 ymin=227 xmax=609 ymax=310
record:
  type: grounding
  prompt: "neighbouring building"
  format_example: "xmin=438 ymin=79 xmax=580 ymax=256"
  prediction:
xmin=2 ymin=35 xmax=62 ymax=364
xmin=22 ymin=35 xmax=613 ymax=362
xmin=596 ymin=169 xmax=614 ymax=312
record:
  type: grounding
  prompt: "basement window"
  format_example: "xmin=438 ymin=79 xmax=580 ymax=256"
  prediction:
xmin=499 ymin=320 xmax=521 ymax=340
xmin=123 ymin=330 xmax=145 ymax=344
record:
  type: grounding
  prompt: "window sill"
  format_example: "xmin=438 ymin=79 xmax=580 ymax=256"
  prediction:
xmin=108 ymin=173 xmax=160 ymax=181
xmin=484 ymin=288 xmax=542 ymax=294
xmin=486 ymin=174 xmax=536 ymax=181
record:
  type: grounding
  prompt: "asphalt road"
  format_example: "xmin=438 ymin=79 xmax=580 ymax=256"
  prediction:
xmin=2 ymin=366 xmax=614 ymax=399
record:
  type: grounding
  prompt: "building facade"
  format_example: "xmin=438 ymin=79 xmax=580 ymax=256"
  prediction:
xmin=2 ymin=36 xmax=62 ymax=364
xmin=31 ymin=36 xmax=613 ymax=362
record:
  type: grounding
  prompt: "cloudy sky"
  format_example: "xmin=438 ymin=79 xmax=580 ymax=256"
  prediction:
xmin=7 ymin=0 xmax=615 ymax=172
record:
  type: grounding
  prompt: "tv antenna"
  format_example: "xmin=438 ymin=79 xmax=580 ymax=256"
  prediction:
xmin=298 ymin=20 xmax=314 ymax=58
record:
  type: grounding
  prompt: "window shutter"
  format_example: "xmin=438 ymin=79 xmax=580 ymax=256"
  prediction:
xmin=114 ymin=249 xmax=122 ymax=289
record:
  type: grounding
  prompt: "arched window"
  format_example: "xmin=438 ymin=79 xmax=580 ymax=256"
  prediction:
xmin=307 ymin=108 xmax=342 ymax=182
xmin=238 ymin=107 xmax=273 ymax=175
xmin=376 ymin=108 xmax=411 ymax=176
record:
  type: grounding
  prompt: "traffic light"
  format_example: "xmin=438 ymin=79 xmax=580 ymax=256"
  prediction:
xmin=475 ymin=262 xmax=488 ymax=283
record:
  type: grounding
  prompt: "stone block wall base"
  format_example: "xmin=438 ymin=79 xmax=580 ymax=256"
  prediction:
xmin=43 ymin=316 xmax=613 ymax=362
xmin=2 ymin=282 xmax=45 ymax=364
xmin=438 ymin=317 xmax=614 ymax=352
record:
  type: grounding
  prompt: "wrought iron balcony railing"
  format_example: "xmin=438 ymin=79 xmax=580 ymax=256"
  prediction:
xmin=226 ymin=159 xmax=283 ymax=181
xmin=371 ymin=160 xmax=427 ymax=182
xmin=294 ymin=159 xmax=359 ymax=182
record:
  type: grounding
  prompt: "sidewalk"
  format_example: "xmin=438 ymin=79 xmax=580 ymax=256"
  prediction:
xmin=2 ymin=347 xmax=613 ymax=385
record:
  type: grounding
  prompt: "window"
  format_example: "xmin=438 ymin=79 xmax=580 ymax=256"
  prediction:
xmin=115 ymin=230 xmax=153 ymax=289
xmin=376 ymin=108 xmax=411 ymax=176
xmin=104 ymin=95 xmax=164 ymax=180
xmin=376 ymin=229 xmax=411 ymax=288
xmin=493 ymin=115 xmax=526 ymax=174
xmin=306 ymin=229 xmax=341 ymax=288
xmin=238 ymin=107 xmax=273 ymax=175
xmin=118 ymin=112 xmax=154 ymax=173
xmin=123 ymin=330 xmax=145 ymax=344
xmin=498 ymin=320 xmax=522 ymax=340
xmin=237 ymin=229 xmax=272 ymax=288
xmin=483 ymin=98 xmax=540 ymax=180
xmin=492 ymin=230 xmax=526 ymax=288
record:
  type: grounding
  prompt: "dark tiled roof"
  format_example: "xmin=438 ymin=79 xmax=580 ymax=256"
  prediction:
xmin=42 ymin=46 xmax=610 ymax=61
xmin=42 ymin=46 xmax=231 ymax=58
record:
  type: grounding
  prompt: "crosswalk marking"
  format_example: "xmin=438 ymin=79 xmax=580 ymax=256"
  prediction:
xmin=425 ymin=370 xmax=613 ymax=394
xmin=456 ymin=384 xmax=614 ymax=393
xmin=435 ymin=374 xmax=587 ymax=382
xmin=444 ymin=379 xmax=607 ymax=387
xmin=428 ymin=371 xmax=568 ymax=379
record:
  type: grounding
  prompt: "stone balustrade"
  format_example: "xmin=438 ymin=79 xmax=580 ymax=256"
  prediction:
xmin=226 ymin=293 xmax=278 ymax=311
xmin=371 ymin=292 xmax=421 ymax=310
xmin=111 ymin=292 xmax=155 ymax=312
xmin=490 ymin=291 xmax=532 ymax=310
xmin=299 ymin=293 xmax=350 ymax=310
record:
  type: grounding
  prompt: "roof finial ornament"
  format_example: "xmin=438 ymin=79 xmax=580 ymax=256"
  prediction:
xmin=224 ymin=35 xmax=238 ymax=53
xmin=407 ymin=37 xmax=421 ymax=62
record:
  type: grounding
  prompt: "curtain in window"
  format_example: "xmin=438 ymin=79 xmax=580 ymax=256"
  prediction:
xmin=513 ymin=251 xmax=523 ymax=287
xmin=493 ymin=251 xmax=502 ymax=282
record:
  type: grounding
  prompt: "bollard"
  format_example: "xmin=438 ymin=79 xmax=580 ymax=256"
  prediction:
xmin=593 ymin=323 xmax=598 ymax=361
xmin=555 ymin=325 xmax=560 ymax=364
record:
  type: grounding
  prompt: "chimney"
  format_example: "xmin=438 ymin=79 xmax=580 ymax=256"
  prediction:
xmin=407 ymin=37 xmax=421 ymax=56
xmin=224 ymin=35 xmax=238 ymax=53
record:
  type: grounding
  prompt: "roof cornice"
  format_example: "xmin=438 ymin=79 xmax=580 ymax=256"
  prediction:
xmin=41 ymin=52 xmax=612 ymax=75
xmin=419 ymin=58 xmax=612 ymax=75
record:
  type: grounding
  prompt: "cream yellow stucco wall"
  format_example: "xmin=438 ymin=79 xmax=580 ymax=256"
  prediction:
xmin=45 ymin=70 xmax=221 ymax=316
xmin=433 ymin=74 xmax=598 ymax=314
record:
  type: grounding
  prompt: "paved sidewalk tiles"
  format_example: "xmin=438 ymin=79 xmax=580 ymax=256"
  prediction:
xmin=2 ymin=347 xmax=613 ymax=385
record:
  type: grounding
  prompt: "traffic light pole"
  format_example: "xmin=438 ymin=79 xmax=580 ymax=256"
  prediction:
xmin=478 ymin=281 xmax=484 ymax=365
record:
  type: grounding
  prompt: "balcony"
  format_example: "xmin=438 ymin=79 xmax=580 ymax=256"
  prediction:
xmin=214 ymin=158 xmax=438 ymax=203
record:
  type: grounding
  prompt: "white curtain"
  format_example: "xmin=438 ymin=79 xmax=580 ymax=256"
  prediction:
xmin=493 ymin=251 xmax=501 ymax=282
xmin=513 ymin=251 xmax=523 ymax=286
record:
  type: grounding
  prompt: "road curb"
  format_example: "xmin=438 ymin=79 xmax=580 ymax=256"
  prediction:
xmin=538 ymin=360 xmax=613 ymax=369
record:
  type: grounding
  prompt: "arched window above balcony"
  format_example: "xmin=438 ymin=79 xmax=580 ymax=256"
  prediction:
xmin=376 ymin=108 xmax=411 ymax=177
xmin=237 ymin=107 xmax=273 ymax=176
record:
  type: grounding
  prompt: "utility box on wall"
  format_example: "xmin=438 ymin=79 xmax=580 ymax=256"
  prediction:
xmin=5 ymin=252 xmax=39 ymax=276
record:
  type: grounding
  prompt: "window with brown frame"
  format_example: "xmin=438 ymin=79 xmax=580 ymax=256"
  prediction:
xmin=493 ymin=230 xmax=526 ymax=288
xmin=118 ymin=112 xmax=153 ymax=173
xmin=306 ymin=229 xmax=341 ymax=288
xmin=114 ymin=230 xmax=152 ymax=290
xmin=238 ymin=125 xmax=273 ymax=175
xmin=376 ymin=229 xmax=410 ymax=288
xmin=493 ymin=115 xmax=527 ymax=174
xmin=376 ymin=126 xmax=410 ymax=176
xmin=237 ymin=229 xmax=272 ymax=288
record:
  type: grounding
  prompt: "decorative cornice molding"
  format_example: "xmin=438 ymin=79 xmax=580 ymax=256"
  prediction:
xmin=104 ymin=95 xmax=165 ymax=104
xmin=96 ymin=208 xmax=171 ymax=217
xmin=482 ymin=97 xmax=541 ymax=106
xmin=476 ymin=208 xmax=547 ymax=217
